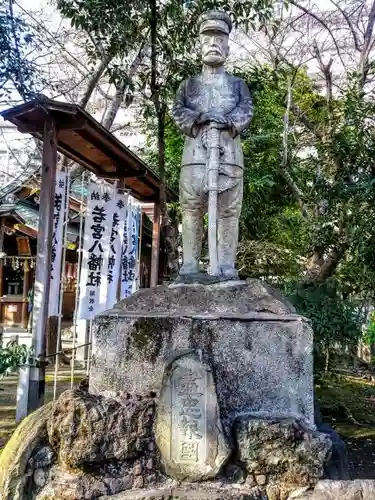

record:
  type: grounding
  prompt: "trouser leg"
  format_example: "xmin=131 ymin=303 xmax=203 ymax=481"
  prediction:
xmin=218 ymin=176 xmax=243 ymax=277
xmin=179 ymin=165 xmax=206 ymax=275
xmin=180 ymin=208 xmax=203 ymax=274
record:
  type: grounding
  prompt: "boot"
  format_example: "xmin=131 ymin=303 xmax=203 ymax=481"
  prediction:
xmin=180 ymin=210 xmax=203 ymax=275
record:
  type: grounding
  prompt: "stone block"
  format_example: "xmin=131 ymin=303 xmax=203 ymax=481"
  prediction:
xmin=0 ymin=401 xmax=53 ymax=500
xmin=155 ymin=352 xmax=230 ymax=480
xmin=47 ymin=390 xmax=156 ymax=468
xmin=98 ymin=485 xmax=264 ymax=499
xmin=288 ymin=480 xmax=375 ymax=500
xmin=90 ymin=281 xmax=314 ymax=426
xmin=235 ymin=417 xmax=331 ymax=488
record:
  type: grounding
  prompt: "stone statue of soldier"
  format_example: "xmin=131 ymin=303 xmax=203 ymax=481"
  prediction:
xmin=172 ymin=10 xmax=253 ymax=279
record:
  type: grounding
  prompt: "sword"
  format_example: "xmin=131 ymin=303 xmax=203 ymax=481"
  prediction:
xmin=206 ymin=123 xmax=223 ymax=276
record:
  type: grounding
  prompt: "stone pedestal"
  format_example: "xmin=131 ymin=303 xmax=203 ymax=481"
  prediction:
xmin=89 ymin=279 xmax=314 ymax=427
xmin=0 ymin=287 xmax=333 ymax=500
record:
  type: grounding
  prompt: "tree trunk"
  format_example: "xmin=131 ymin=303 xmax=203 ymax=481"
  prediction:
xmin=148 ymin=0 xmax=177 ymax=280
xmin=325 ymin=347 xmax=329 ymax=373
xmin=46 ymin=316 xmax=58 ymax=361
xmin=156 ymin=110 xmax=179 ymax=279
xmin=79 ymin=55 xmax=111 ymax=109
xmin=157 ymin=111 xmax=166 ymax=217
xmin=305 ymin=243 xmax=347 ymax=282
xmin=148 ymin=1 xmax=179 ymax=280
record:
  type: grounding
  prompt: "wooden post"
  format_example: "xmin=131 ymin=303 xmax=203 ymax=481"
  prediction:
xmin=0 ymin=218 xmax=5 ymax=327
xmin=116 ymin=178 xmax=127 ymax=301
xmin=0 ymin=218 xmax=5 ymax=299
xmin=21 ymin=260 xmax=30 ymax=329
xmin=150 ymin=202 xmax=161 ymax=288
xmin=136 ymin=209 xmax=144 ymax=290
xmin=27 ymin=116 xmax=57 ymax=413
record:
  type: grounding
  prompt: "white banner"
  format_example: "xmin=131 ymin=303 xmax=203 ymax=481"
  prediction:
xmin=48 ymin=171 xmax=68 ymax=317
xmin=78 ymin=183 xmax=116 ymax=320
xmin=106 ymin=192 xmax=129 ymax=309
xmin=121 ymin=200 xmax=141 ymax=299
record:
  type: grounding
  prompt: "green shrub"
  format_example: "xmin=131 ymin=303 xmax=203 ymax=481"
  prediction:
xmin=0 ymin=341 xmax=32 ymax=378
xmin=283 ymin=279 xmax=362 ymax=373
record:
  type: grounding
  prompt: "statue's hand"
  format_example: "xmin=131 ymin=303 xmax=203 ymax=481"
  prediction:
xmin=209 ymin=112 xmax=229 ymax=125
xmin=197 ymin=112 xmax=229 ymax=126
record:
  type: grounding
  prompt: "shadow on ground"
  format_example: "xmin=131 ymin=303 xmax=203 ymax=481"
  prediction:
xmin=316 ymin=368 xmax=375 ymax=480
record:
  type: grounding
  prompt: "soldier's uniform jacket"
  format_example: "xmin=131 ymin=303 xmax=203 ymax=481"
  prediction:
xmin=172 ymin=71 xmax=253 ymax=169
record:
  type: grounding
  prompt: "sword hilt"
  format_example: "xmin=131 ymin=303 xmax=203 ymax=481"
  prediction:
xmin=205 ymin=125 xmax=221 ymax=192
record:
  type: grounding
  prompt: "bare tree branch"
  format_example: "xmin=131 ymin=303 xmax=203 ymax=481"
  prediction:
xmin=281 ymin=78 xmax=308 ymax=218
xmin=289 ymin=0 xmax=346 ymax=69
xmin=79 ymin=55 xmax=111 ymax=108
xmin=313 ymin=40 xmax=333 ymax=128
xmin=359 ymin=0 xmax=375 ymax=84
xmin=8 ymin=0 xmax=27 ymax=99
xmin=290 ymin=103 xmax=324 ymax=141
xmin=329 ymin=0 xmax=361 ymax=52
xmin=102 ymin=38 xmax=148 ymax=130
xmin=110 ymin=123 xmax=131 ymax=133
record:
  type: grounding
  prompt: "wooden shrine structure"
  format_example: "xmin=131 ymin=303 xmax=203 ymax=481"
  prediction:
xmin=1 ymin=95 xmax=175 ymax=414
xmin=2 ymin=95 xmax=174 ymax=286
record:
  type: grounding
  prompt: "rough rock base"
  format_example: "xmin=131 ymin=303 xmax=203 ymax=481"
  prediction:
xmin=0 ymin=388 xmax=374 ymax=500
xmin=98 ymin=481 xmax=375 ymax=500
xmin=290 ymin=480 xmax=375 ymax=499
xmin=90 ymin=280 xmax=314 ymax=426
xmin=235 ymin=417 xmax=331 ymax=487
xmin=99 ymin=485 xmax=264 ymax=499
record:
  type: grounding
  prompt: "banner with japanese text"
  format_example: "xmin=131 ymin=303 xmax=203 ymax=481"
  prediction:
xmin=48 ymin=170 xmax=68 ymax=317
xmin=106 ymin=192 xmax=129 ymax=309
xmin=120 ymin=200 xmax=141 ymax=299
xmin=78 ymin=183 xmax=116 ymax=320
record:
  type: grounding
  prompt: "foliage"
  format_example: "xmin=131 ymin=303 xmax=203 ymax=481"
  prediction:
xmin=56 ymin=0 xmax=279 ymax=151
xmin=0 ymin=341 xmax=32 ymax=378
xmin=239 ymin=66 xmax=313 ymax=250
xmin=237 ymin=239 xmax=304 ymax=284
xmin=284 ymin=279 xmax=363 ymax=370
xmin=0 ymin=0 xmax=44 ymax=100
xmin=237 ymin=64 xmax=375 ymax=297
xmin=363 ymin=312 xmax=375 ymax=347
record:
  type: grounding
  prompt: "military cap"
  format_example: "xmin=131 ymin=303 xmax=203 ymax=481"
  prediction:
xmin=198 ymin=10 xmax=232 ymax=36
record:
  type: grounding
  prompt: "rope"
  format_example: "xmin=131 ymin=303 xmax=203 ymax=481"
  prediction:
xmin=44 ymin=342 xmax=92 ymax=359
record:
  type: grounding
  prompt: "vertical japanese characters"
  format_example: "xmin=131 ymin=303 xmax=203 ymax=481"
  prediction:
xmin=106 ymin=193 xmax=128 ymax=309
xmin=121 ymin=202 xmax=141 ymax=299
xmin=48 ymin=171 xmax=68 ymax=317
xmin=78 ymin=183 xmax=141 ymax=320
xmin=172 ymin=367 xmax=205 ymax=464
